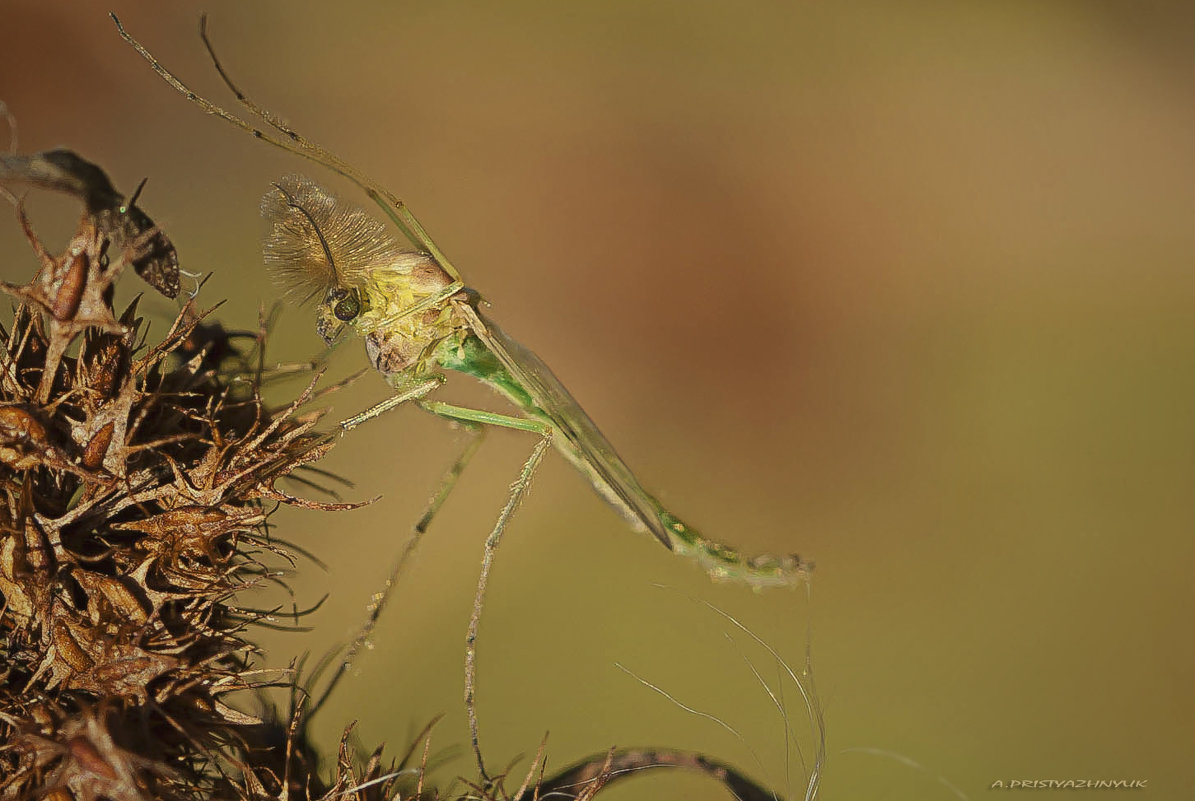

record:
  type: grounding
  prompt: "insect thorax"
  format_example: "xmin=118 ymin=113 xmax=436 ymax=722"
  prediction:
xmin=364 ymin=303 xmax=466 ymax=382
xmin=343 ymin=253 xmax=463 ymax=381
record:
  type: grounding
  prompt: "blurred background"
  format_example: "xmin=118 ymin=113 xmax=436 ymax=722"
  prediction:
xmin=2 ymin=1 xmax=1193 ymax=798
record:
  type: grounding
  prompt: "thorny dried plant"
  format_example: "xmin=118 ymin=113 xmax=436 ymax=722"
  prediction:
xmin=0 ymin=151 xmax=395 ymax=800
xmin=0 ymin=152 xmax=788 ymax=800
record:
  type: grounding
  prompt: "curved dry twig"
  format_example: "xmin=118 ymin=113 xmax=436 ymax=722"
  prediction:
xmin=519 ymin=747 xmax=783 ymax=801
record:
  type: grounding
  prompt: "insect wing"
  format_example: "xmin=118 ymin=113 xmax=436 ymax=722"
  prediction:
xmin=461 ymin=305 xmax=673 ymax=550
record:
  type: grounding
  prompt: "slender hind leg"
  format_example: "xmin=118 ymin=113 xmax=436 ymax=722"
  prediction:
xmin=307 ymin=422 xmax=486 ymax=723
xmin=465 ymin=432 xmax=552 ymax=783
xmin=321 ymin=391 xmax=555 ymax=783
xmin=418 ymin=401 xmax=554 ymax=782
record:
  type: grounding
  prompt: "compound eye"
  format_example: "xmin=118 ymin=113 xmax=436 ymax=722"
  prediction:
xmin=333 ymin=292 xmax=361 ymax=322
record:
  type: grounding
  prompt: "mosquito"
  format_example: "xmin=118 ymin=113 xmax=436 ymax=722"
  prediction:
xmin=112 ymin=13 xmax=813 ymax=779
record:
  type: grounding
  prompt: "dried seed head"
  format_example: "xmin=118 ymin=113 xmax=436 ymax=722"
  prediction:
xmin=0 ymin=155 xmax=350 ymax=799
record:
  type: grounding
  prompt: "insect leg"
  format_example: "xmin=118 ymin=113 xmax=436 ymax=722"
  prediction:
xmin=307 ymin=422 xmax=486 ymax=725
xmin=419 ymin=400 xmax=548 ymax=435
xmin=419 ymin=401 xmax=554 ymax=783
xmin=311 ymin=402 xmax=526 ymax=729
xmin=338 ymin=377 xmax=443 ymax=432
xmin=112 ymin=15 xmax=463 ymax=279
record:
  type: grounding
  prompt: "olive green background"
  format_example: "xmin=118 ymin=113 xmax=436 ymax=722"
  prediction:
xmin=3 ymin=2 xmax=1193 ymax=798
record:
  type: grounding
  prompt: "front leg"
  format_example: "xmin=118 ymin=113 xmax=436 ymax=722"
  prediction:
xmin=338 ymin=376 xmax=443 ymax=432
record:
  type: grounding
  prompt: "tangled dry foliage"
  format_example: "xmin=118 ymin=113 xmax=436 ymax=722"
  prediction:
xmin=0 ymin=151 xmax=786 ymax=801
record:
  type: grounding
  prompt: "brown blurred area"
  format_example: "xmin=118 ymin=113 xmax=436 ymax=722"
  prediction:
xmin=3 ymin=1 xmax=1193 ymax=798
